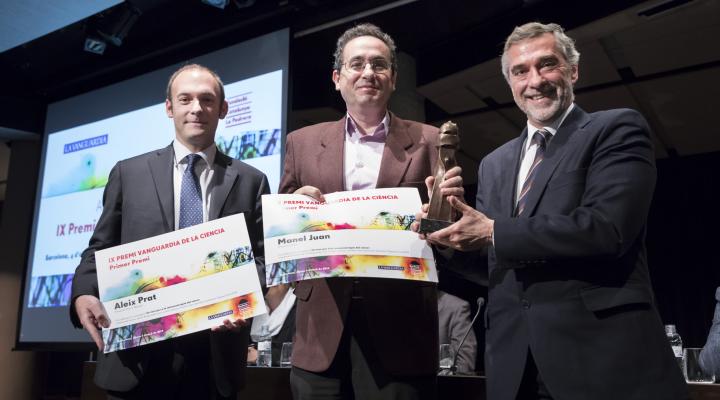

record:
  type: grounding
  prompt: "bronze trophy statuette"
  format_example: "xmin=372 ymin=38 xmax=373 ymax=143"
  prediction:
xmin=419 ymin=121 xmax=460 ymax=233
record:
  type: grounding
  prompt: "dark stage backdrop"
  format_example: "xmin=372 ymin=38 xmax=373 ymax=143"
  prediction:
xmin=648 ymin=151 xmax=720 ymax=348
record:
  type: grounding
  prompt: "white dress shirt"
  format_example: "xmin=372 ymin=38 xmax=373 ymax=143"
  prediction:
xmin=515 ymin=103 xmax=575 ymax=203
xmin=172 ymin=140 xmax=217 ymax=229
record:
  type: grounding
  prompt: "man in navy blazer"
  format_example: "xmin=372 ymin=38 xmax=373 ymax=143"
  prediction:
xmin=416 ymin=22 xmax=687 ymax=399
xmin=70 ymin=64 xmax=269 ymax=399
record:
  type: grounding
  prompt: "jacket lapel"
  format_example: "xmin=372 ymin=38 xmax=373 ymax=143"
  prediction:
xmin=147 ymin=145 xmax=175 ymax=232
xmin=376 ymin=114 xmax=413 ymax=188
xmin=520 ymin=106 xmax=590 ymax=217
xmin=318 ymin=118 xmax=346 ymax=193
xmin=502 ymin=131 xmax=526 ymax=217
xmin=209 ymin=151 xmax=238 ymax=220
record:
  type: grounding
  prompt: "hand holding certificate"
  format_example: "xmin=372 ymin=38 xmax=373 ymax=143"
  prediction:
xmin=95 ymin=213 xmax=266 ymax=353
xmin=263 ymin=188 xmax=437 ymax=287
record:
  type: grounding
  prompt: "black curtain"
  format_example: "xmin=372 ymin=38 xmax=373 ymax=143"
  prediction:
xmin=649 ymin=151 xmax=720 ymax=347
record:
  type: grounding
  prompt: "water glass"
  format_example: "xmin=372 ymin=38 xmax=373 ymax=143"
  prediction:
xmin=439 ymin=344 xmax=453 ymax=371
xmin=280 ymin=342 xmax=293 ymax=368
xmin=683 ymin=347 xmax=715 ymax=384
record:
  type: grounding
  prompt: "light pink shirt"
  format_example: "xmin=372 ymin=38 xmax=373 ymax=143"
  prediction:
xmin=343 ymin=112 xmax=390 ymax=191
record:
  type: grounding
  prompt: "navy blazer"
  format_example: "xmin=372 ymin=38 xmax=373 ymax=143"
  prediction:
xmin=477 ymin=106 xmax=687 ymax=400
xmin=70 ymin=144 xmax=269 ymax=394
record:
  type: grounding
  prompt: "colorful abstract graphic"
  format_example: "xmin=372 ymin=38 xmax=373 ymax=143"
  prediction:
xmin=266 ymin=211 xmax=415 ymax=237
xmin=44 ymin=154 xmax=109 ymax=197
xmin=216 ymin=129 xmax=280 ymax=161
xmin=101 ymin=246 xmax=254 ymax=302
xmin=102 ymin=292 xmax=262 ymax=352
xmin=267 ymin=255 xmax=431 ymax=286
xmin=27 ymin=273 xmax=73 ymax=307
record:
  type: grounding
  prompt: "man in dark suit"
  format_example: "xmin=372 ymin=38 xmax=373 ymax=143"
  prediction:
xmin=700 ymin=287 xmax=720 ymax=377
xmin=71 ymin=64 xmax=269 ymax=400
xmin=280 ymin=23 xmax=461 ymax=400
xmin=437 ymin=290 xmax=477 ymax=375
xmin=415 ymin=22 xmax=687 ymax=399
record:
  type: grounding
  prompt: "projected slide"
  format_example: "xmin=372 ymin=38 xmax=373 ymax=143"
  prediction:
xmin=27 ymin=70 xmax=283 ymax=308
xmin=18 ymin=28 xmax=288 ymax=346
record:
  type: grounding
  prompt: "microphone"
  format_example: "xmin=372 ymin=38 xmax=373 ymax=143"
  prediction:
xmin=450 ymin=297 xmax=484 ymax=375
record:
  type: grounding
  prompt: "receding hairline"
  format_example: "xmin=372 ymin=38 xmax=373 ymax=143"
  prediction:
xmin=166 ymin=64 xmax=225 ymax=103
xmin=344 ymin=35 xmax=393 ymax=58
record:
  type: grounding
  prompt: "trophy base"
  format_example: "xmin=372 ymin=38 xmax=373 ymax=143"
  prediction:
xmin=418 ymin=218 xmax=452 ymax=234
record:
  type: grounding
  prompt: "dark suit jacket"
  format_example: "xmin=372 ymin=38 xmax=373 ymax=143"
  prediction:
xmin=70 ymin=144 xmax=269 ymax=395
xmin=477 ymin=106 xmax=687 ymax=400
xmin=700 ymin=287 xmax=720 ymax=376
xmin=437 ymin=290 xmax=477 ymax=375
xmin=278 ymin=113 xmax=440 ymax=376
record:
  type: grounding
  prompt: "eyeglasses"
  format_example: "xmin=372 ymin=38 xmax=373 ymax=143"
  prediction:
xmin=342 ymin=58 xmax=391 ymax=74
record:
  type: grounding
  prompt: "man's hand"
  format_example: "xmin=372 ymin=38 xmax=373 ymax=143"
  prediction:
xmin=425 ymin=166 xmax=464 ymax=199
xmin=74 ymin=295 xmax=110 ymax=350
xmin=411 ymin=166 xmax=464 ymax=235
xmin=411 ymin=202 xmax=431 ymax=236
xmin=294 ymin=186 xmax=325 ymax=202
xmin=266 ymin=284 xmax=290 ymax=313
xmin=420 ymin=196 xmax=494 ymax=251
xmin=211 ymin=318 xmax=248 ymax=333
xmin=247 ymin=346 xmax=258 ymax=364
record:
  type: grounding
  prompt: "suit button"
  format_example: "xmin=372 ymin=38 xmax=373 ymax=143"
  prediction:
xmin=521 ymin=299 xmax=531 ymax=309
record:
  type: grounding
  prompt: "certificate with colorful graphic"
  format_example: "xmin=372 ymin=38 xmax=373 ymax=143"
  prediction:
xmin=263 ymin=188 xmax=437 ymax=286
xmin=96 ymin=214 xmax=266 ymax=353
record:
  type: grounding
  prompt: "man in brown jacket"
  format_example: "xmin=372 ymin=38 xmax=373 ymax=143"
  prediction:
xmin=279 ymin=23 xmax=461 ymax=400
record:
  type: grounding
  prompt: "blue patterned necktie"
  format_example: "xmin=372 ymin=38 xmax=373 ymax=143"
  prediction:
xmin=179 ymin=154 xmax=203 ymax=229
xmin=515 ymin=129 xmax=551 ymax=217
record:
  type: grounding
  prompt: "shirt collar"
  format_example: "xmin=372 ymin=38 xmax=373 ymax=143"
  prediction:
xmin=173 ymin=140 xmax=217 ymax=168
xmin=345 ymin=111 xmax=390 ymax=143
xmin=525 ymin=103 xmax=575 ymax=143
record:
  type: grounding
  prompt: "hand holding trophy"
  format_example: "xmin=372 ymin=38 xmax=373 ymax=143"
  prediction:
xmin=419 ymin=121 xmax=460 ymax=233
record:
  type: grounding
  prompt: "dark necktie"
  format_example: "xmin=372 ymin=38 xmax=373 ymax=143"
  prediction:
xmin=515 ymin=129 xmax=551 ymax=217
xmin=179 ymin=154 xmax=203 ymax=229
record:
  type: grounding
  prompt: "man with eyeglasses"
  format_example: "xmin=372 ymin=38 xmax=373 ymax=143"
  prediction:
xmin=279 ymin=23 xmax=461 ymax=400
